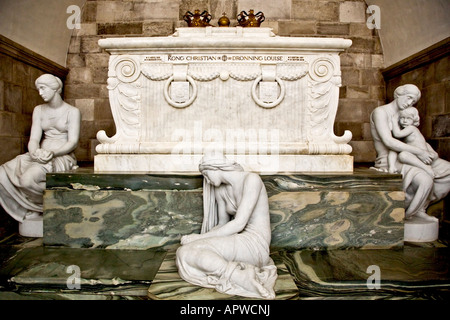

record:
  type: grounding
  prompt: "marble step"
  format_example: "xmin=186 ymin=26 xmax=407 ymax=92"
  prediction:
xmin=0 ymin=245 xmax=166 ymax=297
xmin=0 ymin=237 xmax=448 ymax=301
xmin=281 ymin=245 xmax=450 ymax=299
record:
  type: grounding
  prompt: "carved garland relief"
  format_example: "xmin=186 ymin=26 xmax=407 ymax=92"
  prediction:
xmin=137 ymin=57 xmax=310 ymax=109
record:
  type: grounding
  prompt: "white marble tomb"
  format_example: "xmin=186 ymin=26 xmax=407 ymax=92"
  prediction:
xmin=95 ymin=27 xmax=353 ymax=173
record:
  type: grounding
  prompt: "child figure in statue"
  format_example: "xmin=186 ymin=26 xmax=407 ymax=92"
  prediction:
xmin=388 ymin=107 xmax=438 ymax=178
xmin=370 ymin=84 xmax=450 ymax=221
xmin=176 ymin=155 xmax=277 ymax=299
xmin=0 ymin=74 xmax=80 ymax=231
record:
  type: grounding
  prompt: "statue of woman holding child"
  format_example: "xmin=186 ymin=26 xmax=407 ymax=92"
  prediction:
xmin=370 ymin=84 xmax=450 ymax=240
xmin=0 ymin=74 xmax=80 ymax=236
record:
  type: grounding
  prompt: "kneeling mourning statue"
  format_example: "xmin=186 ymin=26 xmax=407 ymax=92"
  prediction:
xmin=0 ymin=74 xmax=80 ymax=237
xmin=176 ymin=156 xmax=277 ymax=299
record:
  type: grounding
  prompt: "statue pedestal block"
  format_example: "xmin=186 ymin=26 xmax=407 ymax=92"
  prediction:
xmin=19 ymin=216 xmax=43 ymax=238
xmin=43 ymin=167 xmax=404 ymax=250
xmin=404 ymin=217 xmax=439 ymax=242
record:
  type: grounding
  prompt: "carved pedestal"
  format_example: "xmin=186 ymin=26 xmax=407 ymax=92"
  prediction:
xmin=95 ymin=27 xmax=353 ymax=173
xmin=19 ymin=217 xmax=43 ymax=238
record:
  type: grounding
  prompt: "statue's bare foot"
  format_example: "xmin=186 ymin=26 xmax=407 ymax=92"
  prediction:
xmin=370 ymin=166 xmax=387 ymax=173
xmin=234 ymin=264 xmax=274 ymax=299
xmin=25 ymin=211 xmax=41 ymax=220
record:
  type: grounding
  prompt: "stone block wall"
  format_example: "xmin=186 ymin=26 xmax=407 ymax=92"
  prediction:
xmin=0 ymin=52 xmax=43 ymax=165
xmin=66 ymin=0 xmax=384 ymax=163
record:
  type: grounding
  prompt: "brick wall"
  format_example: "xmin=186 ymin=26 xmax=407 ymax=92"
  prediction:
xmin=66 ymin=0 xmax=384 ymax=163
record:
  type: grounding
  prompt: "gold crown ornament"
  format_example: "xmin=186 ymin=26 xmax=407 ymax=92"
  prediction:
xmin=237 ymin=9 xmax=265 ymax=27
xmin=218 ymin=13 xmax=230 ymax=27
xmin=183 ymin=9 xmax=213 ymax=27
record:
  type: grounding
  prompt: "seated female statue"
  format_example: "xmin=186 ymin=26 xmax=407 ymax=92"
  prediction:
xmin=0 ymin=74 xmax=80 ymax=225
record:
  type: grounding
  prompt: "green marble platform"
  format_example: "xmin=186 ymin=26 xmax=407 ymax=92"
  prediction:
xmin=0 ymin=235 xmax=449 ymax=301
xmin=147 ymin=244 xmax=450 ymax=301
xmin=0 ymin=237 xmax=166 ymax=298
xmin=43 ymin=167 xmax=404 ymax=250
xmin=281 ymin=243 xmax=450 ymax=299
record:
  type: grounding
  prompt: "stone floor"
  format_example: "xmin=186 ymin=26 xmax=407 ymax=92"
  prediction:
xmin=0 ymin=233 xmax=449 ymax=302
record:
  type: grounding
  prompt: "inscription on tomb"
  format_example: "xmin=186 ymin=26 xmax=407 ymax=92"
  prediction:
xmin=143 ymin=54 xmax=305 ymax=63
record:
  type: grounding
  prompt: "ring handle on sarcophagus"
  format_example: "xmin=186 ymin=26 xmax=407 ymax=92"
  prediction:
xmin=251 ymin=76 xmax=285 ymax=109
xmin=163 ymin=75 xmax=198 ymax=109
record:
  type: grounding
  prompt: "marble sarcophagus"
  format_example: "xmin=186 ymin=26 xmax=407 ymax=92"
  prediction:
xmin=94 ymin=27 xmax=353 ymax=173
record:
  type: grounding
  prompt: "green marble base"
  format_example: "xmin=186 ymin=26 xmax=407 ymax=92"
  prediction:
xmin=264 ymin=171 xmax=404 ymax=249
xmin=44 ymin=170 xmax=204 ymax=249
xmin=43 ymin=168 xmax=404 ymax=250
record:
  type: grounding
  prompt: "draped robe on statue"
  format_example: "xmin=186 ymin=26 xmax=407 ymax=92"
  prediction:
xmin=176 ymin=158 xmax=277 ymax=299
xmin=0 ymin=105 xmax=77 ymax=221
